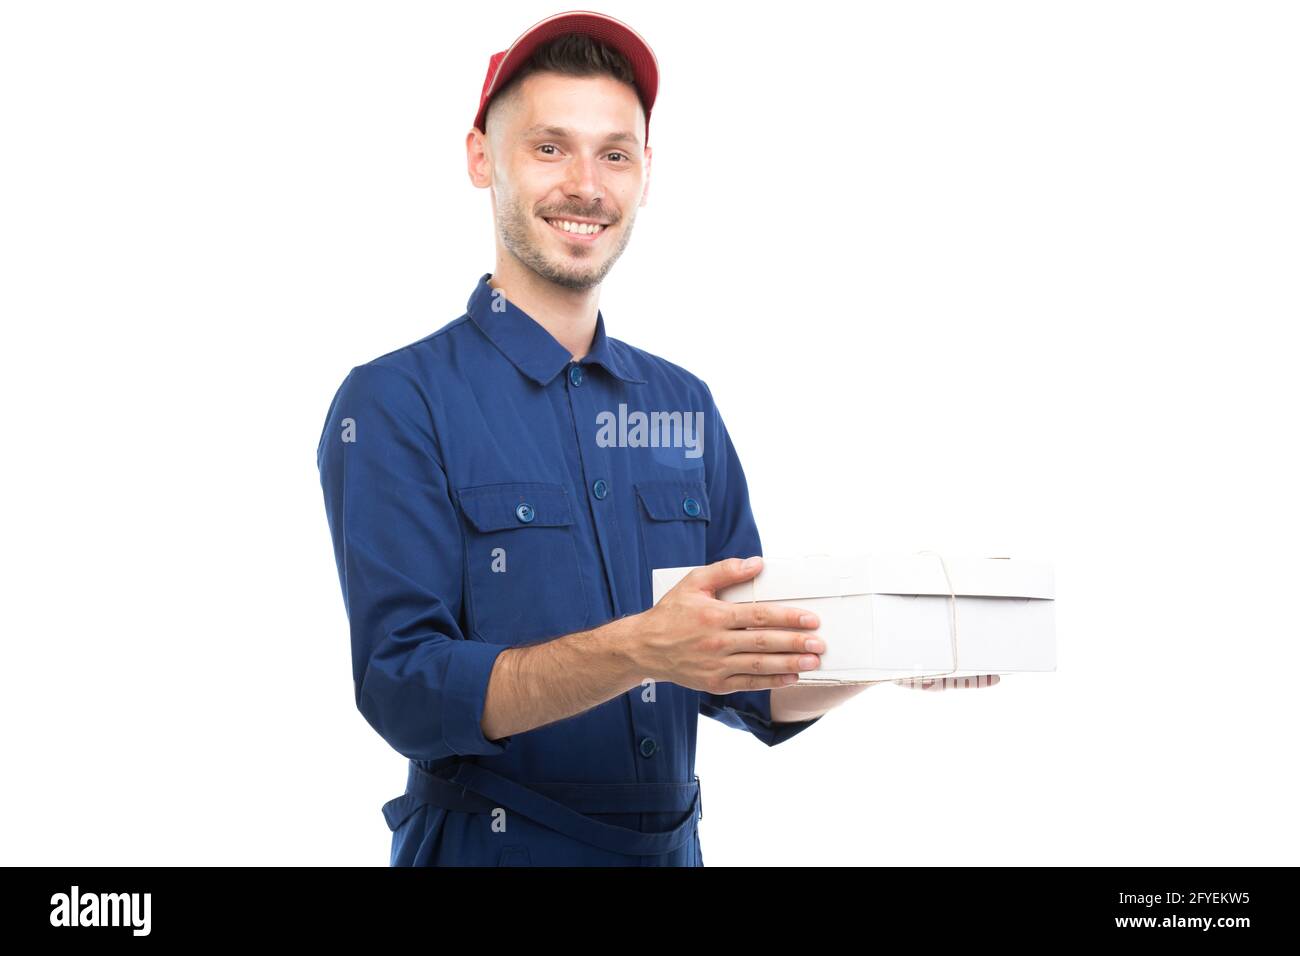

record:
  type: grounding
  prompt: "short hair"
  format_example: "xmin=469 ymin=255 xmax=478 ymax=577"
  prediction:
xmin=483 ymin=33 xmax=645 ymax=137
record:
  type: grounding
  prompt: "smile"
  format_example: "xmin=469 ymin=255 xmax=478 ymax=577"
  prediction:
xmin=543 ymin=217 xmax=609 ymax=241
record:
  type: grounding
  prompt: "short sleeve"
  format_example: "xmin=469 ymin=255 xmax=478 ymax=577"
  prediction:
xmin=695 ymin=381 xmax=822 ymax=746
xmin=317 ymin=362 xmax=514 ymax=762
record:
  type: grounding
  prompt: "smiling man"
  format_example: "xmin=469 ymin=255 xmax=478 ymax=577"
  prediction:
xmin=317 ymin=11 xmax=972 ymax=868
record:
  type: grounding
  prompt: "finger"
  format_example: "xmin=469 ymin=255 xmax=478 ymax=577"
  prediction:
xmin=713 ymin=672 xmax=805 ymax=692
xmin=893 ymin=677 xmax=944 ymax=691
xmin=726 ymin=601 xmax=819 ymax=632
xmin=721 ymin=651 xmax=822 ymax=678
xmin=724 ymin=629 xmax=825 ymax=655
xmin=895 ymin=677 xmax=940 ymax=691
xmin=685 ymin=556 xmax=763 ymax=593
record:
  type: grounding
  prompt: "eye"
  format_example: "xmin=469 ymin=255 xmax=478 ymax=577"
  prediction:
xmin=536 ymin=144 xmax=561 ymax=156
xmin=607 ymin=152 xmax=628 ymax=163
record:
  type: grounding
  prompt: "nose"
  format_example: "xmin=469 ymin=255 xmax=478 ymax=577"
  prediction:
xmin=563 ymin=150 xmax=603 ymax=206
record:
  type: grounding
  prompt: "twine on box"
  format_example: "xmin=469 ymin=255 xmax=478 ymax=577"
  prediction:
xmin=748 ymin=550 xmax=962 ymax=687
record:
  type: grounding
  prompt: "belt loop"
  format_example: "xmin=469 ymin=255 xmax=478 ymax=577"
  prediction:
xmin=695 ymin=773 xmax=703 ymax=821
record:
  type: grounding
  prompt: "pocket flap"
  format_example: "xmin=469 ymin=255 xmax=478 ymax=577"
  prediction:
xmin=634 ymin=478 xmax=711 ymax=521
xmin=457 ymin=482 xmax=574 ymax=532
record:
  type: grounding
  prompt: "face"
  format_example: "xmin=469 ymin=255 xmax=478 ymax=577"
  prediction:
xmin=476 ymin=71 xmax=651 ymax=291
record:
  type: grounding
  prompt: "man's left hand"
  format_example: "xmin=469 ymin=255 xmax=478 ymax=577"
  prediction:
xmin=893 ymin=674 xmax=1001 ymax=691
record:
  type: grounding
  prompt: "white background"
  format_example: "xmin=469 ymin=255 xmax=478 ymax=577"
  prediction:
xmin=2 ymin=0 xmax=1297 ymax=866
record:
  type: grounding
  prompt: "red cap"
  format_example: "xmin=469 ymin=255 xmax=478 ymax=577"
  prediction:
xmin=473 ymin=10 xmax=659 ymax=146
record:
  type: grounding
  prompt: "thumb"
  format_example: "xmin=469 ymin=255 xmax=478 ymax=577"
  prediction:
xmin=684 ymin=555 xmax=763 ymax=595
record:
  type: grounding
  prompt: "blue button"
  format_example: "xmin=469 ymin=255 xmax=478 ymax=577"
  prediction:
xmin=682 ymin=497 xmax=701 ymax=517
xmin=639 ymin=737 xmax=657 ymax=757
xmin=568 ymin=364 xmax=584 ymax=387
xmin=515 ymin=502 xmax=534 ymax=523
xmin=592 ymin=479 xmax=608 ymax=500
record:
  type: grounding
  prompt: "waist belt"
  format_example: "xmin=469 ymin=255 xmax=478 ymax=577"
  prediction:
xmin=382 ymin=760 xmax=703 ymax=857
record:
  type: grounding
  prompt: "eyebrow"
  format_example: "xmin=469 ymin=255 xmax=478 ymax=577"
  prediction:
xmin=521 ymin=125 xmax=641 ymax=147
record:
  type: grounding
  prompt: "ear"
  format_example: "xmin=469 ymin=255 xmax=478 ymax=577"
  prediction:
xmin=639 ymin=144 xmax=653 ymax=207
xmin=467 ymin=127 xmax=492 ymax=189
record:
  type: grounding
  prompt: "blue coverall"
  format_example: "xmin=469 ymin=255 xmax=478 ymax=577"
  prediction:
xmin=317 ymin=273 xmax=821 ymax=865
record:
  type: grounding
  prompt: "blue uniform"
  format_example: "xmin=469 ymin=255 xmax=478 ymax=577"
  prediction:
xmin=317 ymin=273 xmax=821 ymax=866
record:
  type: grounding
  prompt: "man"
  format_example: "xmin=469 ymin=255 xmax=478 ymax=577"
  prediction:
xmin=318 ymin=10 xmax=993 ymax=867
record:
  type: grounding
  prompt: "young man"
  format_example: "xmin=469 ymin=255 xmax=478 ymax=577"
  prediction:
xmin=318 ymin=11 xmax=986 ymax=867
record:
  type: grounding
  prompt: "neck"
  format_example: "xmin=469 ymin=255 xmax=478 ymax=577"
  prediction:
xmin=489 ymin=255 xmax=601 ymax=361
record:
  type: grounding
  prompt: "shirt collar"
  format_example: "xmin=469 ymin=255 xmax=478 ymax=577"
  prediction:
xmin=467 ymin=273 xmax=647 ymax=386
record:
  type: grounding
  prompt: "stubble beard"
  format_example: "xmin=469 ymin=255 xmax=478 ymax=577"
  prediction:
xmin=497 ymin=193 xmax=636 ymax=291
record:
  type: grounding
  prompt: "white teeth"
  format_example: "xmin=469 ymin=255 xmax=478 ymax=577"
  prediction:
xmin=547 ymin=219 xmax=604 ymax=235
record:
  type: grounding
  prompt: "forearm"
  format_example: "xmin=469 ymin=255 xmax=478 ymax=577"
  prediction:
xmin=480 ymin=614 xmax=643 ymax=742
xmin=770 ymin=682 xmax=871 ymax=723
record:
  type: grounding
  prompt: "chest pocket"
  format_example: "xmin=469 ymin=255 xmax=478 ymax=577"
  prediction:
xmin=456 ymin=481 xmax=590 ymax=645
xmin=634 ymin=478 xmax=711 ymax=601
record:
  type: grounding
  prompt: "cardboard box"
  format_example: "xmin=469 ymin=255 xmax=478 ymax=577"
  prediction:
xmin=650 ymin=554 xmax=1055 ymax=684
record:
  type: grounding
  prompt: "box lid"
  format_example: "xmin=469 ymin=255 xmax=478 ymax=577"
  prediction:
xmin=701 ymin=554 xmax=1054 ymax=602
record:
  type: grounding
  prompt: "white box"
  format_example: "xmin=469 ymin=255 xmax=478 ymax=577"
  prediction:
xmin=650 ymin=554 xmax=1055 ymax=684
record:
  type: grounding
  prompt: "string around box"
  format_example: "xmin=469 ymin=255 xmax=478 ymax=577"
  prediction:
xmin=748 ymin=550 xmax=962 ymax=687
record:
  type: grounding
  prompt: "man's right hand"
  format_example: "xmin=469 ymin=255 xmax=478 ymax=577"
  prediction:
xmin=624 ymin=556 xmax=824 ymax=693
